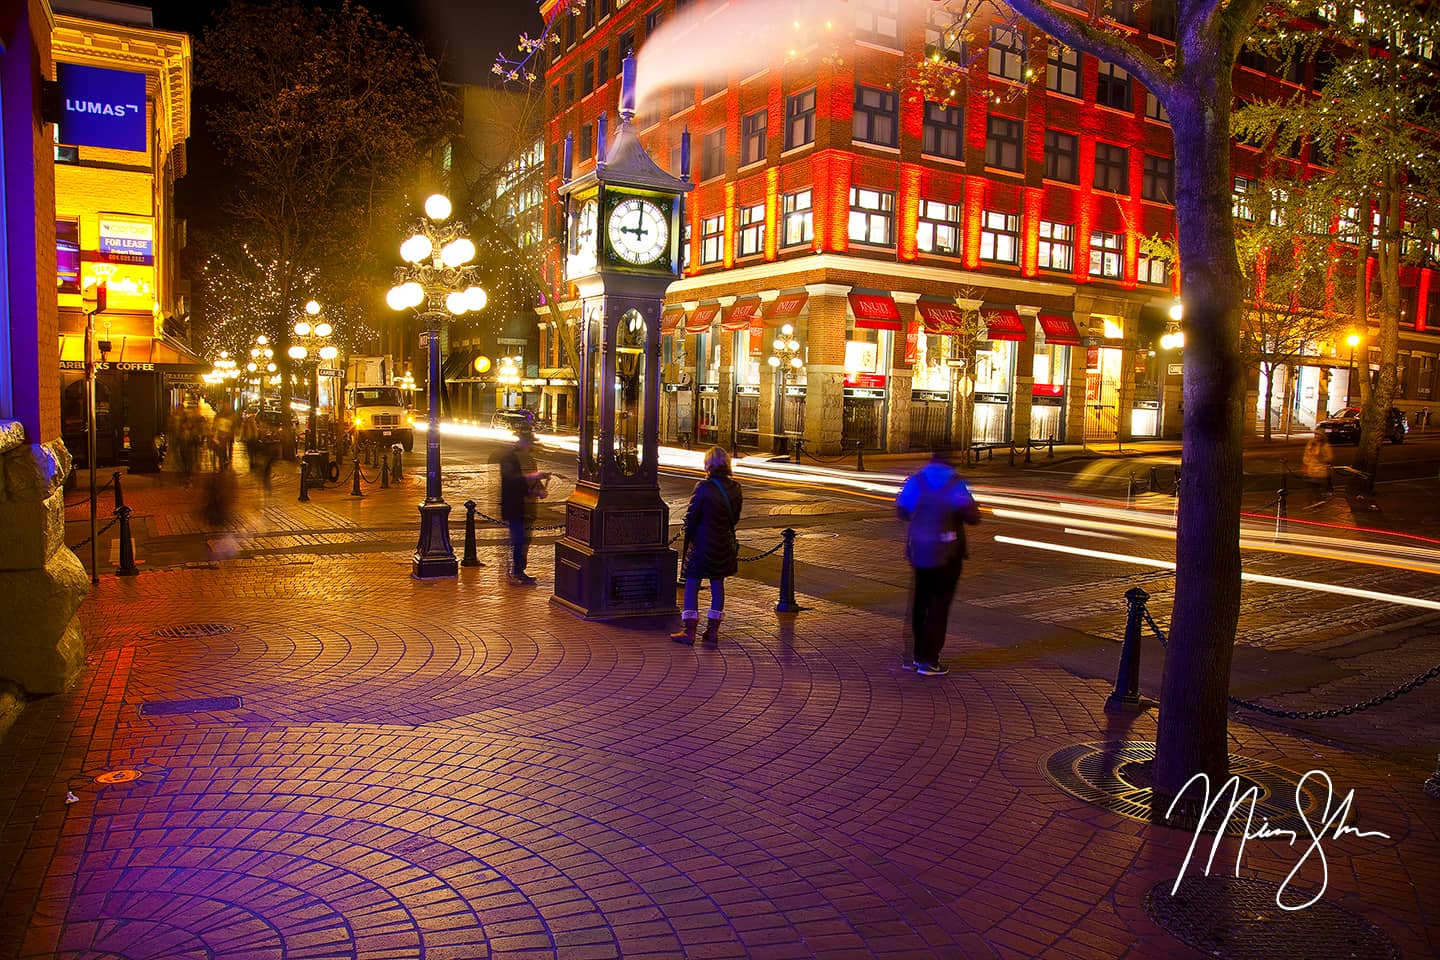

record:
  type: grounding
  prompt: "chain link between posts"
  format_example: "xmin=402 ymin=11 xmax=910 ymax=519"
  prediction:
xmin=1141 ymin=603 xmax=1440 ymax=719
xmin=66 ymin=475 xmax=115 ymax=510
xmin=72 ymin=517 xmax=117 ymax=550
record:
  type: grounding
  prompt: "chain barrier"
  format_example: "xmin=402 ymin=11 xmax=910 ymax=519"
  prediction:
xmin=736 ymin=537 xmax=786 ymax=562
xmin=1140 ymin=602 xmax=1440 ymax=719
xmin=66 ymin=475 xmax=115 ymax=509
xmin=802 ymin=448 xmax=852 ymax=466
xmin=72 ymin=517 xmax=117 ymax=551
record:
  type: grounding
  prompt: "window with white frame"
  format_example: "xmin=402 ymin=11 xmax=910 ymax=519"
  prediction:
xmin=737 ymin=203 xmax=765 ymax=257
xmin=783 ymin=189 xmax=814 ymax=247
xmin=980 ymin=210 xmax=1020 ymax=264
xmin=1089 ymin=231 xmax=1125 ymax=278
xmin=855 ymin=0 xmax=900 ymax=46
xmin=741 ymin=109 xmax=768 ymax=166
xmin=1047 ymin=45 xmax=1081 ymax=96
xmin=1232 ymin=176 xmax=1256 ymax=220
xmin=1038 ymin=220 xmax=1074 ymax=271
xmin=700 ymin=214 xmax=725 ymax=264
xmin=682 ymin=220 xmax=692 ymax=269
xmin=916 ymin=200 xmax=961 ymax=256
xmin=989 ymin=26 xmax=1027 ymax=82
xmin=1145 ymin=90 xmax=1170 ymax=123
xmin=922 ymin=101 xmax=964 ymax=159
xmin=849 ymin=187 xmax=895 ymax=245
xmin=1137 ymin=253 xmax=1170 ymax=285
xmin=925 ymin=2 xmax=963 ymax=59
xmin=853 ymin=85 xmax=899 ymax=147
xmin=786 ymin=88 xmax=817 ymax=149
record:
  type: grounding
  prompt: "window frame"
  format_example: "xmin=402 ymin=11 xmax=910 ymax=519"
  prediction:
xmin=1044 ymin=129 xmax=1079 ymax=184
xmin=741 ymin=108 xmax=769 ymax=166
xmin=1142 ymin=154 xmax=1173 ymax=203
xmin=979 ymin=210 xmax=1021 ymax=264
xmin=853 ymin=84 xmax=899 ymax=147
xmin=785 ymin=88 xmax=817 ymax=150
xmin=1046 ymin=45 xmax=1082 ymax=97
xmin=848 ymin=187 xmax=896 ymax=246
xmin=1089 ymin=230 xmax=1125 ymax=279
xmin=986 ymin=114 xmax=1024 ymax=172
xmin=916 ymin=199 xmax=962 ymax=256
xmin=700 ymin=213 xmax=726 ymax=265
xmin=1096 ymin=60 xmax=1134 ymax=112
xmin=1038 ymin=220 xmax=1074 ymax=272
xmin=701 ymin=127 xmax=726 ymax=181
xmin=782 ymin=189 xmax=814 ymax=248
xmin=988 ymin=25 xmax=1027 ymax=82
xmin=854 ymin=0 xmax=901 ymax=47
xmin=737 ymin=202 xmax=766 ymax=257
xmin=922 ymin=101 xmax=964 ymax=160
xmin=1093 ymin=142 xmax=1130 ymax=195
xmin=1137 ymin=253 xmax=1170 ymax=286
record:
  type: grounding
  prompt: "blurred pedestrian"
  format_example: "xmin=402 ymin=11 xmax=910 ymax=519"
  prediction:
xmin=178 ymin=401 xmax=204 ymax=485
xmin=671 ymin=446 xmax=743 ymax=646
xmin=896 ymin=447 xmax=980 ymax=676
xmin=212 ymin=406 xmax=236 ymax=469
xmin=498 ymin=426 xmax=549 ymax=585
xmin=1302 ymin=430 xmax=1333 ymax=504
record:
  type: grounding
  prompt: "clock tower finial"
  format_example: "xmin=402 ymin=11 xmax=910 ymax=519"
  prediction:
xmin=619 ymin=55 xmax=637 ymax=124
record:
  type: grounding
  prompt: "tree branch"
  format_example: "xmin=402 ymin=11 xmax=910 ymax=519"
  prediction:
xmin=1005 ymin=0 xmax=1175 ymax=98
xmin=1220 ymin=0 xmax=1274 ymax=58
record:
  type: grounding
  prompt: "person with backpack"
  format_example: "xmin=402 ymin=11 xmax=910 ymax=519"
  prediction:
xmin=671 ymin=446 xmax=743 ymax=646
xmin=896 ymin=448 xmax=981 ymax=676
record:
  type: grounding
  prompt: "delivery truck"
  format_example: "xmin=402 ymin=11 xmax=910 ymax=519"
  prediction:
xmin=343 ymin=355 xmax=413 ymax=452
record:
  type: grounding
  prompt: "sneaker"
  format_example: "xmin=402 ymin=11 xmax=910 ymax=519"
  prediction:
xmin=916 ymin=662 xmax=950 ymax=677
xmin=508 ymin=573 xmax=538 ymax=586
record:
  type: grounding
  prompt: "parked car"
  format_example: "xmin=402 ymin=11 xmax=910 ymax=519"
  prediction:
xmin=1314 ymin=406 xmax=1407 ymax=445
xmin=242 ymin=402 xmax=298 ymax=460
xmin=491 ymin=408 xmax=536 ymax=434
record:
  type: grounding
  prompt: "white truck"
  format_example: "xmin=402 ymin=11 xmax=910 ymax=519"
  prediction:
xmin=343 ymin=356 xmax=413 ymax=452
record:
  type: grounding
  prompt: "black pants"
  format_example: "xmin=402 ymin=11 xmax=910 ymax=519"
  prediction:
xmin=911 ymin=557 xmax=963 ymax=666
xmin=508 ymin=519 xmax=530 ymax=576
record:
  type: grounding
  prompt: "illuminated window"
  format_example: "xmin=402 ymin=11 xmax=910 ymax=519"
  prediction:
xmin=1145 ymin=91 xmax=1170 ymax=123
xmin=1044 ymin=130 xmax=1079 ymax=183
xmin=1094 ymin=143 xmax=1129 ymax=194
xmin=917 ymin=200 xmax=961 ymax=256
xmin=1137 ymin=254 xmax=1170 ymax=286
xmin=988 ymin=26 xmax=1027 ymax=82
xmin=786 ymin=88 xmax=817 ymax=149
xmin=1233 ymin=176 xmax=1256 ymax=221
xmin=855 ymin=0 xmax=900 ymax=46
xmin=738 ymin=203 xmax=766 ymax=257
xmin=854 ymin=85 xmax=899 ymax=147
xmin=980 ymin=210 xmax=1020 ymax=264
xmin=701 ymin=128 xmax=725 ymax=181
xmin=1089 ymin=231 xmax=1125 ymax=279
xmin=1142 ymin=155 xmax=1173 ymax=203
xmin=682 ymin=220 xmax=692 ymax=269
xmin=1047 ymin=45 xmax=1081 ymax=97
xmin=923 ymin=102 xmax=964 ymax=160
xmin=782 ymin=189 xmax=814 ymax=247
xmin=986 ymin=115 xmax=1024 ymax=171
xmin=700 ymin=214 xmax=726 ymax=264
xmin=1038 ymin=220 xmax=1074 ymax=271
xmin=742 ymin=109 xmax=768 ymax=165
xmin=849 ymin=187 xmax=895 ymax=246
xmin=1096 ymin=61 xmax=1134 ymax=111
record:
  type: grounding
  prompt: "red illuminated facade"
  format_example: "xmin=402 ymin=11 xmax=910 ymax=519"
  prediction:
xmin=539 ymin=0 xmax=1440 ymax=452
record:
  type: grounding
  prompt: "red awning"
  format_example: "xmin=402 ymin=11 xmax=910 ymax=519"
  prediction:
xmin=765 ymin=291 xmax=808 ymax=322
xmin=661 ymin=307 xmax=686 ymax=334
xmin=983 ymin=308 xmax=1027 ymax=342
xmin=1037 ymin=312 xmax=1081 ymax=346
xmin=849 ymin=291 xmax=901 ymax=330
xmin=721 ymin=297 xmax=762 ymax=331
xmin=686 ymin=303 xmax=721 ymax=332
xmin=915 ymin=298 xmax=966 ymax=336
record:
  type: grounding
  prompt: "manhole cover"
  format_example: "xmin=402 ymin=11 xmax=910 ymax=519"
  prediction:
xmin=1145 ymin=876 xmax=1400 ymax=959
xmin=138 ymin=696 xmax=242 ymax=716
xmin=94 ymin=769 xmax=141 ymax=784
xmin=151 ymin=623 xmax=234 ymax=639
xmin=1044 ymin=741 xmax=1323 ymax=835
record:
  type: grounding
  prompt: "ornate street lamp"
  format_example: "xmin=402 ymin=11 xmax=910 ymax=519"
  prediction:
xmin=287 ymin=300 xmax=338 ymax=452
xmin=497 ymin=355 xmax=522 ymax=410
xmin=386 ymin=193 xmax=487 ymax=579
xmin=247 ymin=334 xmax=275 ymax=407
xmin=767 ymin=322 xmax=804 ymax=458
xmin=1346 ymin=332 xmax=1361 ymax=406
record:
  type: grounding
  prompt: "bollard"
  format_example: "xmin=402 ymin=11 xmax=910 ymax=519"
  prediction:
xmin=855 ymin=439 xmax=865 ymax=472
xmin=791 ymin=436 xmax=802 ymax=464
xmin=1105 ymin=586 xmax=1150 ymax=712
xmin=1008 ymin=444 xmax=1016 ymax=467
xmin=1148 ymin=466 xmax=1160 ymax=493
xmin=351 ymin=456 xmax=363 ymax=497
xmin=1274 ymin=483 xmax=1288 ymax=539
xmin=461 ymin=499 xmax=482 ymax=567
xmin=380 ymin=451 xmax=390 ymax=488
xmin=1024 ymin=439 xmax=1033 ymax=464
xmin=113 ymin=471 xmax=124 ymax=511
xmin=298 ymin=461 xmax=310 ymax=502
xmin=391 ymin=444 xmax=404 ymax=482
xmin=115 ymin=505 xmax=139 ymax=577
xmin=1126 ymin=472 xmax=1137 ymax=506
xmin=775 ymin=527 xmax=800 ymax=613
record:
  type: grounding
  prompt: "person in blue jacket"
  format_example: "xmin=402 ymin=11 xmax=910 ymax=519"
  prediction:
xmin=896 ymin=448 xmax=980 ymax=675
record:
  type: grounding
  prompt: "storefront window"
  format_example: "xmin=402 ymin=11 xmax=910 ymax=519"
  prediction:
xmin=845 ymin=326 xmax=892 ymax=382
xmin=911 ymin=331 xmax=955 ymax=391
xmin=974 ymin=341 xmax=1014 ymax=393
xmin=735 ymin=330 xmax=761 ymax=386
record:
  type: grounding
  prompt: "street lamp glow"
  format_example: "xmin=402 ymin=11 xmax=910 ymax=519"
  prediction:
xmin=786 ymin=338 xmax=800 ymax=352
xmin=441 ymin=237 xmax=476 ymax=267
xmin=424 ymin=193 xmax=452 ymax=221
xmin=781 ymin=323 xmax=795 ymax=336
xmin=294 ymin=320 xmax=311 ymax=337
xmin=319 ymin=345 xmax=339 ymax=361
xmin=314 ymin=322 xmax=332 ymax=338
xmin=463 ymin=286 xmax=487 ymax=312
xmin=790 ymin=355 xmax=803 ymax=368
xmin=400 ymin=234 xmax=434 ymax=264
xmin=445 ymin=291 xmax=469 ymax=315
xmin=768 ymin=355 xmax=781 ymax=368
xmin=256 ymin=335 xmax=268 ymax=345
xmin=288 ymin=345 xmax=308 ymax=360
xmin=773 ymin=337 xmax=786 ymax=352
xmin=1168 ymin=300 xmax=1184 ymax=322
xmin=1347 ymin=333 xmax=1361 ymax=348
xmin=305 ymin=300 xmax=321 ymax=316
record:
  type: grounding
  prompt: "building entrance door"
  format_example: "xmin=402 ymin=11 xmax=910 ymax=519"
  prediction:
xmin=843 ymin=396 xmax=884 ymax=450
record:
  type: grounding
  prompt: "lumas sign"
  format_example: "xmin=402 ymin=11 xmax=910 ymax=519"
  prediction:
xmin=56 ymin=63 xmax=146 ymax=152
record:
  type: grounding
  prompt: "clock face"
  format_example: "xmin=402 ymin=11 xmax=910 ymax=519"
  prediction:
xmin=567 ymin=198 xmax=599 ymax=278
xmin=607 ymin=197 xmax=669 ymax=266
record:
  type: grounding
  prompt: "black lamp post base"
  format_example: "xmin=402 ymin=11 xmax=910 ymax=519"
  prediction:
xmin=413 ymin=500 xmax=458 ymax=579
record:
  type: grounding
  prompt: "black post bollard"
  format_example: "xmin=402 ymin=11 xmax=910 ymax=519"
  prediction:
xmin=855 ymin=439 xmax=865 ymax=472
xmin=462 ymin=499 xmax=481 ymax=567
xmin=1275 ymin=480 xmax=1288 ymax=538
xmin=1024 ymin=439 xmax=1032 ymax=464
xmin=791 ymin=436 xmax=802 ymax=464
xmin=391 ymin=444 xmax=403 ymax=482
xmin=115 ymin=505 xmax=139 ymax=577
xmin=351 ymin=455 xmax=363 ymax=497
xmin=776 ymin=527 xmax=800 ymax=613
xmin=1148 ymin=466 xmax=1160 ymax=493
xmin=380 ymin=450 xmax=390 ymax=488
xmin=1008 ymin=444 xmax=1016 ymax=467
xmin=1105 ymin=586 xmax=1149 ymax=712
xmin=298 ymin=461 xmax=310 ymax=503
xmin=1126 ymin=472 xmax=1137 ymax=506
xmin=113 ymin=471 xmax=124 ymax=511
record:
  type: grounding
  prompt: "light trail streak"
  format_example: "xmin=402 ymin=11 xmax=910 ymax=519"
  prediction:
xmin=994 ymin=535 xmax=1440 ymax=611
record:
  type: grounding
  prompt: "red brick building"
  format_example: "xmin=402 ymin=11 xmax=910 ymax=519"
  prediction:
xmin=539 ymin=0 xmax=1440 ymax=452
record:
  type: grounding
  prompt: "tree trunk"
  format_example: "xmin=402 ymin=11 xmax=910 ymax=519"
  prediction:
xmin=1351 ymin=167 xmax=1404 ymax=496
xmin=1261 ymin=360 xmax=1275 ymax=441
xmin=1152 ymin=76 xmax=1247 ymax=819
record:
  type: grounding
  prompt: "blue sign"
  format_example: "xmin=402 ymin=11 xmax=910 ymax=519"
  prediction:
xmin=57 ymin=63 xmax=146 ymax=151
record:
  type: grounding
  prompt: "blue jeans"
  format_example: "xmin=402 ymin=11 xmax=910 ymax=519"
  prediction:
xmin=508 ymin=519 xmax=529 ymax=576
xmin=683 ymin=577 xmax=725 ymax=612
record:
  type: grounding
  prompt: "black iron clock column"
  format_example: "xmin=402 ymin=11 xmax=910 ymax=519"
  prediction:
xmin=552 ymin=55 xmax=694 ymax=619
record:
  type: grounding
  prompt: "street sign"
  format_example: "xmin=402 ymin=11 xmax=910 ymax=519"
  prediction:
xmin=318 ymin=368 xmax=342 ymax=377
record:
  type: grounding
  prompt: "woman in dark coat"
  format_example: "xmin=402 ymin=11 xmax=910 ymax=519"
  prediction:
xmin=672 ymin=446 xmax=743 ymax=645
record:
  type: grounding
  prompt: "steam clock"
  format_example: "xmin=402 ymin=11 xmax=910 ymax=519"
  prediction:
xmin=553 ymin=58 xmax=693 ymax=619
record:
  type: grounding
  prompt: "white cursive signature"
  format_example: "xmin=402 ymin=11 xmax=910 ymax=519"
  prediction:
xmin=1166 ymin=769 xmax=1392 ymax=910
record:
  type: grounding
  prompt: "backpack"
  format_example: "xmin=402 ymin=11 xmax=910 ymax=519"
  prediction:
xmin=905 ymin=472 xmax=972 ymax=569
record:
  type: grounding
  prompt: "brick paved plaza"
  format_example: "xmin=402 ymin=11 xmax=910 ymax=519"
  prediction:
xmin=1 ymin=456 xmax=1436 ymax=959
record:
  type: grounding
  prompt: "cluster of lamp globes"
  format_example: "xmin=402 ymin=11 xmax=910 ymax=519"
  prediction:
xmin=207 ymin=352 xmax=240 ymax=385
xmin=288 ymin=300 xmax=340 ymax=363
xmin=767 ymin=323 xmax=804 ymax=372
xmin=247 ymin=335 xmax=278 ymax=379
xmin=1159 ymin=300 xmax=1186 ymax=351
xmin=384 ymin=194 xmax=488 ymax=318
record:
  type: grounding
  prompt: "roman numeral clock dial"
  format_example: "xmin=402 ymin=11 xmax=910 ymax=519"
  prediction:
xmin=606 ymin=197 xmax=669 ymax=267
